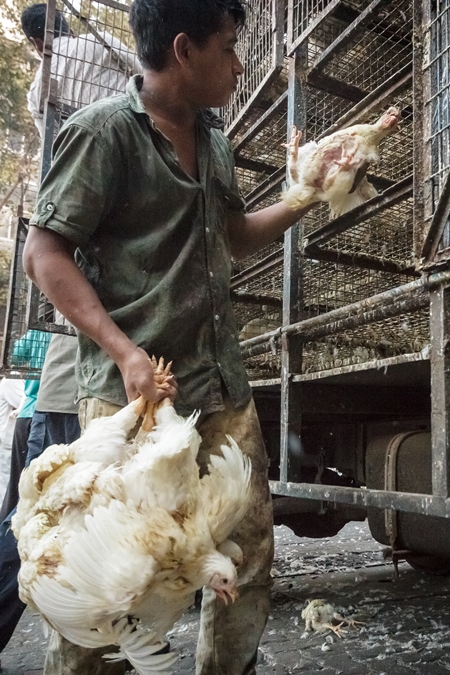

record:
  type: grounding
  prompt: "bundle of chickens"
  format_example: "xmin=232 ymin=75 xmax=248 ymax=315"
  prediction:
xmin=12 ymin=357 xmax=252 ymax=675
xmin=282 ymin=106 xmax=401 ymax=219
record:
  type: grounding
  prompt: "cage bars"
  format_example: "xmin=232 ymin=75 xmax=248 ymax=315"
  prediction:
xmin=430 ymin=285 xmax=450 ymax=499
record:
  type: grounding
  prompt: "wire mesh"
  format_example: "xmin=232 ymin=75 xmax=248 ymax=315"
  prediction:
xmin=221 ymin=0 xmax=286 ymax=133
xmin=301 ymin=309 xmax=429 ymax=374
xmin=3 ymin=0 xmax=136 ymax=374
xmin=322 ymin=198 xmax=414 ymax=269
xmin=1 ymin=220 xmax=53 ymax=377
xmin=423 ymin=0 xmax=450 ymax=236
xmin=318 ymin=1 xmax=412 ymax=94
xmin=301 ymin=260 xmax=417 ymax=318
xmin=42 ymin=0 xmax=138 ymax=113
xmin=234 ymin=95 xmax=288 ymax=198
xmin=233 ymin=258 xmax=284 ymax=305
xmin=289 ymin=0 xmax=366 ymax=52
xmin=230 ymin=1 xmax=417 ymax=382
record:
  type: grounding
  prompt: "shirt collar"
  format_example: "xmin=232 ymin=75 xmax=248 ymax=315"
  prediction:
xmin=126 ymin=74 xmax=225 ymax=130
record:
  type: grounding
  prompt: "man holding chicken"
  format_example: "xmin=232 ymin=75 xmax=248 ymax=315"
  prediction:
xmin=23 ymin=0 xmax=310 ymax=672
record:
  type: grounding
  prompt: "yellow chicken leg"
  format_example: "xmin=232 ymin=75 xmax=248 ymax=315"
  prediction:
xmin=282 ymin=125 xmax=303 ymax=183
xmin=141 ymin=357 xmax=175 ymax=431
xmin=322 ymin=622 xmax=347 ymax=638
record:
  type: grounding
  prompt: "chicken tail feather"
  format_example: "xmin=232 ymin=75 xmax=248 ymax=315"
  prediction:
xmin=105 ymin=620 xmax=177 ymax=674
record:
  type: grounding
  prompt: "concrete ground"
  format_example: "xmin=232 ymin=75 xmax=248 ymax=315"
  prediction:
xmin=3 ymin=521 xmax=450 ymax=674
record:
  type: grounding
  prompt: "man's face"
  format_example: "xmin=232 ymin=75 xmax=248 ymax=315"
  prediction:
xmin=186 ymin=14 xmax=244 ymax=108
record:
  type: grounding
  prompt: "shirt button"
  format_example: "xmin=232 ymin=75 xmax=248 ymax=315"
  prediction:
xmin=215 ymin=314 xmax=220 ymax=321
xmin=217 ymin=362 xmax=221 ymax=368
xmin=46 ymin=203 xmax=53 ymax=211
xmin=209 ymin=271 xmax=214 ymax=278
xmin=206 ymin=227 xmax=210 ymax=234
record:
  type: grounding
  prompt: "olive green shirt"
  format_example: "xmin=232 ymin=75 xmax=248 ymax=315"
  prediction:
xmin=30 ymin=75 xmax=252 ymax=415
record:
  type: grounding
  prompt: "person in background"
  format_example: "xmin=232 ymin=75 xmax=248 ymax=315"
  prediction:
xmin=22 ymin=3 xmax=140 ymax=138
xmin=0 ymin=378 xmax=24 ymax=504
xmin=0 ymin=329 xmax=50 ymax=523
xmin=0 ymin=328 xmax=80 ymax=659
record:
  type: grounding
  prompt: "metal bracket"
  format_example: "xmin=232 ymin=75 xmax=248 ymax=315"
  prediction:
xmin=384 ymin=431 xmax=421 ymax=577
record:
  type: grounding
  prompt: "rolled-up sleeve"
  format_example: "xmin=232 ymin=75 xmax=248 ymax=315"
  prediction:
xmin=29 ymin=122 xmax=117 ymax=247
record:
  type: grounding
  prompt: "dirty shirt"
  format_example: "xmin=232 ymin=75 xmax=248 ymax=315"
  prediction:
xmin=30 ymin=74 xmax=252 ymax=415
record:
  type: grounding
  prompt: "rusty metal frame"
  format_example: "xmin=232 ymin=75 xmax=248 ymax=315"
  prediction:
xmin=430 ymin=285 xmax=450 ymax=498
xmin=59 ymin=0 xmax=137 ymax=78
xmin=304 ymin=176 xmax=413 ymax=250
xmin=269 ymin=479 xmax=450 ymax=518
xmin=228 ymin=0 xmax=450 ymax=521
xmin=317 ymin=64 xmax=412 ymax=140
xmin=422 ymin=172 xmax=450 ymax=263
xmin=413 ymin=0 xmax=425 ymax=261
xmin=286 ymin=0 xmax=340 ymax=57
xmin=420 ymin=0 xmax=450 ymax=263
xmin=233 ymin=92 xmax=288 ymax=156
xmin=1 ymin=219 xmax=29 ymax=374
xmin=239 ymin=269 xmax=445 ymax=359
xmin=279 ymin=48 xmax=307 ymax=484
xmin=224 ymin=0 xmax=286 ymax=140
xmin=309 ymin=0 xmax=390 ymax=74
xmin=39 ymin=0 xmax=57 ymax=114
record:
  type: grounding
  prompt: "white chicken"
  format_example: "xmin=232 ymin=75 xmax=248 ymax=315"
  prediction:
xmin=282 ymin=106 xmax=401 ymax=219
xmin=301 ymin=598 xmax=364 ymax=638
xmin=12 ymin=358 xmax=252 ymax=675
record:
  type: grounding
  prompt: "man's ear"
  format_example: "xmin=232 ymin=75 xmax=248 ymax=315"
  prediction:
xmin=173 ymin=32 xmax=192 ymax=67
xmin=29 ymin=36 xmax=44 ymax=56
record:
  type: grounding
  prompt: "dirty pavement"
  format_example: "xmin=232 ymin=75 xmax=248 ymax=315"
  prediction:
xmin=3 ymin=521 xmax=450 ymax=674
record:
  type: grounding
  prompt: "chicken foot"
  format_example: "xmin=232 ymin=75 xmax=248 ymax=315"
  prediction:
xmin=322 ymin=621 xmax=347 ymax=638
xmin=140 ymin=356 xmax=175 ymax=431
xmin=282 ymin=125 xmax=303 ymax=183
xmin=133 ymin=356 xmax=175 ymax=430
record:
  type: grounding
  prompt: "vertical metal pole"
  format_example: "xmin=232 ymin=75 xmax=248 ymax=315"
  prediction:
xmin=40 ymin=99 xmax=57 ymax=181
xmin=430 ymin=285 xmax=450 ymax=498
xmin=39 ymin=0 xmax=57 ymax=114
xmin=412 ymin=0 xmax=424 ymax=261
xmin=280 ymin=46 xmax=307 ymax=484
xmin=273 ymin=0 xmax=285 ymax=68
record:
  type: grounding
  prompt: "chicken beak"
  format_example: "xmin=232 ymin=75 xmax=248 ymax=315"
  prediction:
xmin=214 ymin=587 xmax=239 ymax=604
xmin=228 ymin=588 xmax=239 ymax=603
xmin=214 ymin=588 xmax=229 ymax=604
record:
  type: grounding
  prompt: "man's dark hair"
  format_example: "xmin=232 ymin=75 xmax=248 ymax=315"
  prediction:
xmin=21 ymin=3 xmax=70 ymax=42
xmin=129 ymin=0 xmax=246 ymax=71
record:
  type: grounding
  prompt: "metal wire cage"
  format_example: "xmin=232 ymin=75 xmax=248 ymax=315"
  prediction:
xmin=40 ymin=0 xmax=137 ymax=113
xmin=1 ymin=219 xmax=56 ymax=378
xmin=230 ymin=0 xmax=420 ymax=382
xmin=2 ymin=0 xmax=136 ymax=375
xmin=221 ymin=0 xmax=287 ymax=138
xmin=39 ymin=0 xmax=137 ymax=176
xmin=421 ymin=0 xmax=450 ymax=263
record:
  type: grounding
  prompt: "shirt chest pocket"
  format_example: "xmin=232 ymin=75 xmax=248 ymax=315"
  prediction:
xmin=212 ymin=176 xmax=245 ymax=233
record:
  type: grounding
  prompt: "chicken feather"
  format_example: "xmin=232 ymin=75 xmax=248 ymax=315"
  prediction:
xmin=13 ymin=378 xmax=251 ymax=675
xmin=283 ymin=106 xmax=401 ymax=219
xmin=200 ymin=436 xmax=252 ymax=543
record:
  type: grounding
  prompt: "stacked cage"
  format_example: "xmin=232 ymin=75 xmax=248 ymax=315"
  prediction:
xmin=224 ymin=0 xmax=288 ymax=380
xmin=226 ymin=0 xmax=426 ymax=382
xmin=421 ymin=0 xmax=450 ymax=263
xmin=2 ymin=0 xmax=135 ymax=376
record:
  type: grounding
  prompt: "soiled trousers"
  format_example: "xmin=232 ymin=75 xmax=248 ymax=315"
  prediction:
xmin=44 ymin=395 xmax=274 ymax=675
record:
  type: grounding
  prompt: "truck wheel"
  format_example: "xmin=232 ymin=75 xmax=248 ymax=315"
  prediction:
xmin=404 ymin=552 xmax=450 ymax=576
